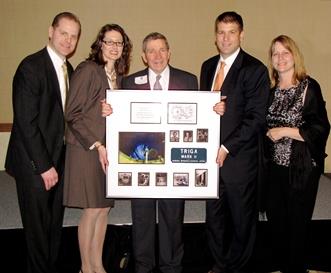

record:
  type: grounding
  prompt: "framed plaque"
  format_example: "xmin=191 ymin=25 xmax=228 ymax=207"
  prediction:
xmin=106 ymin=90 xmax=220 ymax=198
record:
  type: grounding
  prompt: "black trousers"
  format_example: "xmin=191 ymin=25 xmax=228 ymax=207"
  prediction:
xmin=15 ymin=171 xmax=64 ymax=273
xmin=206 ymin=174 xmax=258 ymax=273
xmin=266 ymin=164 xmax=320 ymax=273
xmin=131 ymin=199 xmax=185 ymax=273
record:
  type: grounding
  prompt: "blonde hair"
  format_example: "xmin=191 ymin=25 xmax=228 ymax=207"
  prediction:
xmin=268 ymin=35 xmax=307 ymax=88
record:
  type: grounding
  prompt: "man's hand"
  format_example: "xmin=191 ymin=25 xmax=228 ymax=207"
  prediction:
xmin=41 ymin=167 xmax=58 ymax=191
xmin=213 ymin=96 xmax=227 ymax=116
xmin=101 ymin=99 xmax=113 ymax=117
xmin=216 ymin=146 xmax=228 ymax=167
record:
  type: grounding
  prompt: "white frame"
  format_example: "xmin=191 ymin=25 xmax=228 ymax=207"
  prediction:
xmin=106 ymin=90 xmax=220 ymax=198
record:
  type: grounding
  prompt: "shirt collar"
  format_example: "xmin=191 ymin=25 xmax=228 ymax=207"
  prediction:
xmin=148 ymin=65 xmax=170 ymax=90
xmin=148 ymin=65 xmax=170 ymax=78
xmin=220 ymin=47 xmax=240 ymax=67
xmin=47 ymin=45 xmax=66 ymax=68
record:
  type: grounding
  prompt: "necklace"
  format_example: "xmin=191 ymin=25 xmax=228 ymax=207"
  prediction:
xmin=105 ymin=67 xmax=117 ymax=89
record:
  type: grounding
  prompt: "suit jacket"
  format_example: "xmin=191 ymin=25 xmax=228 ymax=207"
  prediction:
xmin=122 ymin=65 xmax=198 ymax=91
xmin=5 ymin=47 xmax=73 ymax=177
xmin=65 ymin=60 xmax=111 ymax=150
xmin=200 ymin=49 xmax=270 ymax=182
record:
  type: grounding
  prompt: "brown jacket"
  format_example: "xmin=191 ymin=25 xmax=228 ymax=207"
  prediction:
xmin=65 ymin=60 xmax=110 ymax=150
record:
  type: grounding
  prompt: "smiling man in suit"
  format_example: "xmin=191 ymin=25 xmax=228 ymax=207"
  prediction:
xmin=5 ymin=12 xmax=81 ymax=273
xmin=200 ymin=12 xmax=270 ymax=273
xmin=122 ymin=32 xmax=198 ymax=273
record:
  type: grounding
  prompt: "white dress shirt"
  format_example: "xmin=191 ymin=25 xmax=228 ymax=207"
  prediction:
xmin=47 ymin=45 xmax=67 ymax=110
xmin=213 ymin=48 xmax=241 ymax=154
xmin=211 ymin=47 xmax=240 ymax=91
xmin=148 ymin=66 xmax=170 ymax=90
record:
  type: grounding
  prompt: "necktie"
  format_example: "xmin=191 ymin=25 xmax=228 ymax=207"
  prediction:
xmin=213 ymin=61 xmax=226 ymax=91
xmin=62 ymin=62 xmax=69 ymax=109
xmin=153 ymin=74 xmax=162 ymax=90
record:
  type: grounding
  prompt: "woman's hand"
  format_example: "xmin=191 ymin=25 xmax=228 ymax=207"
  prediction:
xmin=266 ymin=127 xmax=304 ymax=142
xmin=266 ymin=127 xmax=286 ymax=142
xmin=97 ymin=145 xmax=109 ymax=174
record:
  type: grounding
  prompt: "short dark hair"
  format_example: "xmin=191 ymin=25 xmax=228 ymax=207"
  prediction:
xmin=215 ymin=11 xmax=244 ymax=32
xmin=87 ymin=24 xmax=132 ymax=76
xmin=51 ymin=12 xmax=81 ymax=36
xmin=142 ymin=32 xmax=169 ymax=53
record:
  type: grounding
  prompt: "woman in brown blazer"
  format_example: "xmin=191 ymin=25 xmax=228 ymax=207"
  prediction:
xmin=64 ymin=24 xmax=132 ymax=273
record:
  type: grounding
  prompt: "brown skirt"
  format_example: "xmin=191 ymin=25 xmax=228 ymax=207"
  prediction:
xmin=63 ymin=143 xmax=114 ymax=208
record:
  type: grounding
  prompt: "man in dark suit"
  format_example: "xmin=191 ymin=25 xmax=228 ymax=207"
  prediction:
xmin=200 ymin=12 xmax=270 ymax=273
xmin=122 ymin=32 xmax=198 ymax=273
xmin=5 ymin=12 xmax=81 ymax=273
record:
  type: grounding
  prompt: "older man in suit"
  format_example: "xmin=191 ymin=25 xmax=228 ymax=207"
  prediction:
xmin=5 ymin=12 xmax=81 ymax=273
xmin=200 ymin=12 xmax=270 ymax=273
xmin=122 ymin=32 xmax=198 ymax=273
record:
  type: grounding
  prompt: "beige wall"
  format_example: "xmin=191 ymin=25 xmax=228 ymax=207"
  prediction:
xmin=1 ymin=0 xmax=330 ymax=171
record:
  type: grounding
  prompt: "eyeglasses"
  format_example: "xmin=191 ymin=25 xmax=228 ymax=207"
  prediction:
xmin=102 ymin=40 xmax=124 ymax=47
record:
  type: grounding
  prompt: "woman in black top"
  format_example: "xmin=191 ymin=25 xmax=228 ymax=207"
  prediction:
xmin=265 ymin=35 xmax=330 ymax=273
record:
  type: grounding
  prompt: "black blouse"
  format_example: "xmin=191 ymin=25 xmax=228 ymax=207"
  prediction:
xmin=266 ymin=79 xmax=308 ymax=167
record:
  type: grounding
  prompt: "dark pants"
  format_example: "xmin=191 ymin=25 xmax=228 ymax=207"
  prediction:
xmin=131 ymin=199 xmax=185 ymax=273
xmin=15 ymin=172 xmax=64 ymax=273
xmin=206 ymin=174 xmax=258 ymax=273
xmin=266 ymin=164 xmax=320 ymax=273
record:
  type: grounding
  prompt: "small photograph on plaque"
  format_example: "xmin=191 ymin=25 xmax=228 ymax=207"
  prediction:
xmin=173 ymin=173 xmax=189 ymax=186
xmin=169 ymin=130 xmax=180 ymax=142
xmin=195 ymin=169 xmax=208 ymax=187
xmin=183 ymin=130 xmax=193 ymax=142
xmin=138 ymin=172 xmax=150 ymax=186
xmin=156 ymin=172 xmax=167 ymax=186
xmin=118 ymin=172 xmax=132 ymax=186
xmin=197 ymin=129 xmax=208 ymax=142
xmin=118 ymin=132 xmax=165 ymax=164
